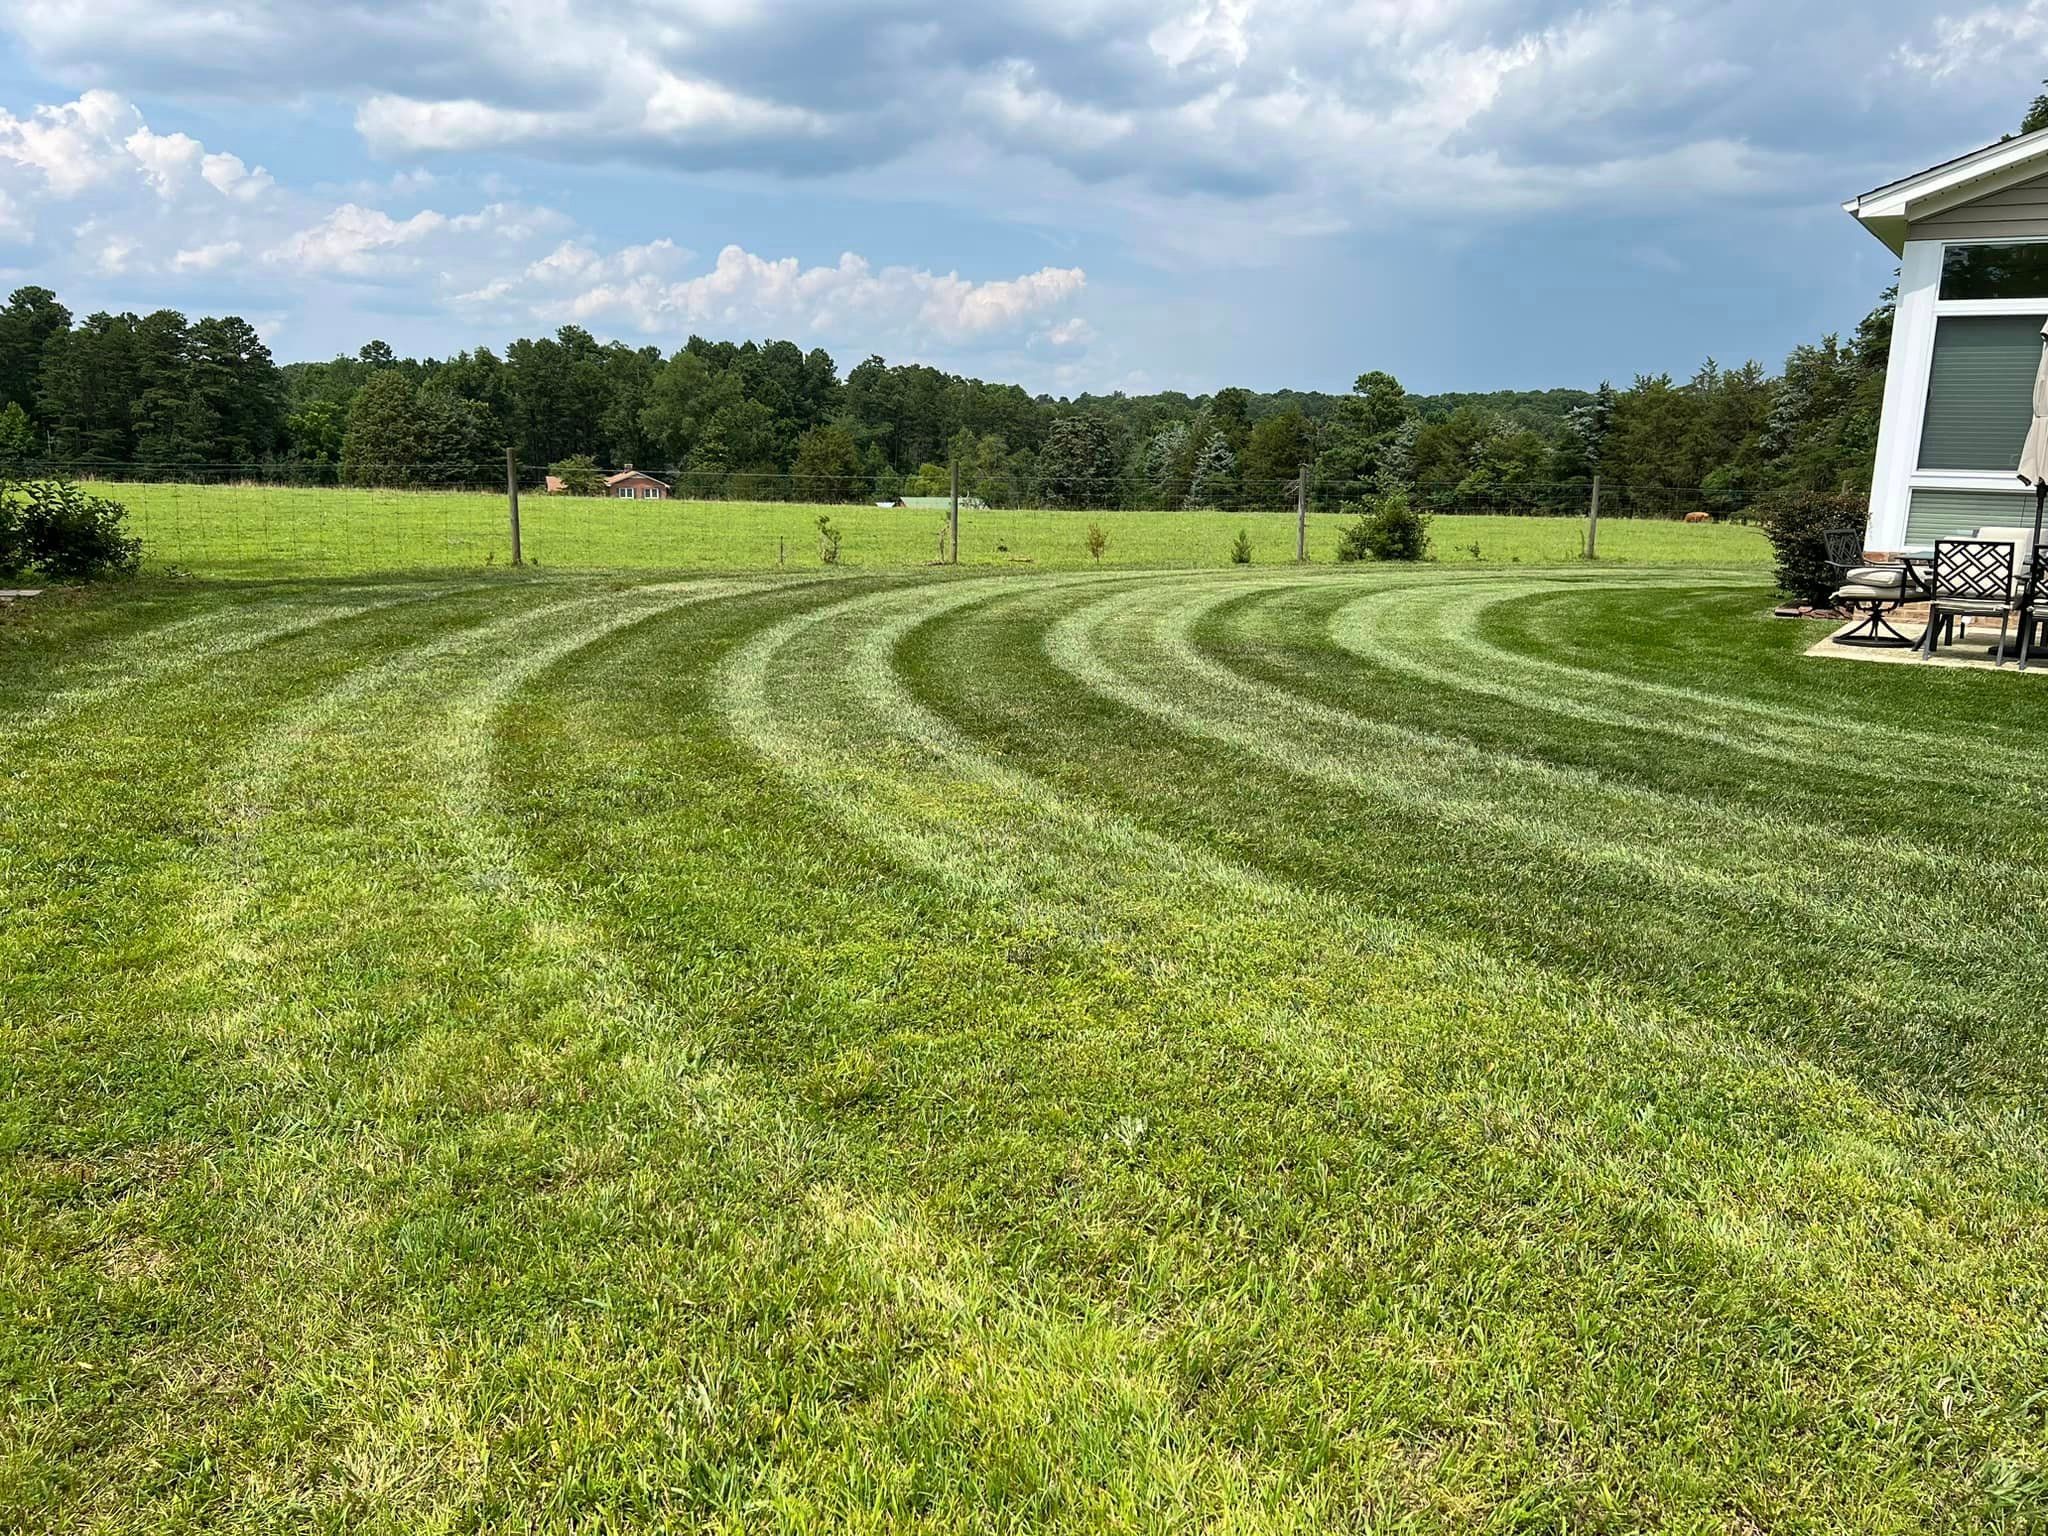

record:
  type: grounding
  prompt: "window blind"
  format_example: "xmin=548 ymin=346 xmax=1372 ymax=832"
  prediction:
xmin=1918 ymin=315 xmax=2048 ymax=472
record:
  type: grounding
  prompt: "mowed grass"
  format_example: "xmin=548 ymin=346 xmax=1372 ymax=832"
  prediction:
xmin=5 ymin=563 xmax=2047 ymax=1532
xmin=97 ymin=479 xmax=1768 ymax=578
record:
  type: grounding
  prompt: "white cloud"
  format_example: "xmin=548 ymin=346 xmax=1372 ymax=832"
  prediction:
xmin=0 ymin=89 xmax=138 ymax=196
xmin=455 ymin=238 xmax=1085 ymax=349
xmin=202 ymin=150 xmax=273 ymax=200
xmin=1898 ymin=2 xmax=2048 ymax=77
xmin=265 ymin=200 xmax=559 ymax=276
xmin=267 ymin=202 xmax=449 ymax=275
xmin=171 ymin=239 xmax=243 ymax=272
xmin=0 ymin=0 xmax=1913 ymax=224
xmin=124 ymin=125 xmax=203 ymax=195
xmin=94 ymin=232 xmax=139 ymax=275
xmin=1 ymin=89 xmax=274 ymax=209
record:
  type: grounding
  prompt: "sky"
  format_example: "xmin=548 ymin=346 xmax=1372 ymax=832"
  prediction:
xmin=0 ymin=1 xmax=2040 ymax=397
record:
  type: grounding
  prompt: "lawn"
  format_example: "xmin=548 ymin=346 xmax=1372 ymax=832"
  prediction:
xmin=95 ymin=479 xmax=1768 ymax=577
xmin=5 ymin=563 xmax=2046 ymax=1532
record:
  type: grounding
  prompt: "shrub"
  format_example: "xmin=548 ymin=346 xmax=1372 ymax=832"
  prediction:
xmin=1231 ymin=529 xmax=1253 ymax=565
xmin=1759 ymin=491 xmax=1867 ymax=605
xmin=815 ymin=513 xmax=842 ymax=565
xmin=1336 ymin=490 xmax=1432 ymax=563
xmin=0 ymin=479 xmax=142 ymax=580
xmin=1085 ymin=522 xmax=1107 ymax=564
xmin=548 ymin=454 xmax=606 ymax=495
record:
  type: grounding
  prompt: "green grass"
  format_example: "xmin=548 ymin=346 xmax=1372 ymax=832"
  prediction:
xmin=95 ymin=479 xmax=1768 ymax=578
xmin=5 ymin=563 xmax=2046 ymax=1532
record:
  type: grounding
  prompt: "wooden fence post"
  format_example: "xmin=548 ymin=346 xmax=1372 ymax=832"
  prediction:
xmin=950 ymin=458 xmax=961 ymax=565
xmin=1296 ymin=461 xmax=1310 ymax=562
xmin=1585 ymin=473 xmax=1602 ymax=560
xmin=506 ymin=447 xmax=523 ymax=567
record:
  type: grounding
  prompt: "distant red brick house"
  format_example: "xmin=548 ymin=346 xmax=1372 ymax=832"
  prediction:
xmin=605 ymin=468 xmax=669 ymax=499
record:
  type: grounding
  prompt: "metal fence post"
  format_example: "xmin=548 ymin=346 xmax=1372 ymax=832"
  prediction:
xmin=1585 ymin=473 xmax=1601 ymax=560
xmin=506 ymin=448 xmax=523 ymax=567
xmin=1296 ymin=461 xmax=1309 ymax=562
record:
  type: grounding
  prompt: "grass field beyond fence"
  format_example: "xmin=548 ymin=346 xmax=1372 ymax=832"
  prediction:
xmin=98 ymin=480 xmax=1770 ymax=577
xmin=6 ymin=563 xmax=2048 ymax=1531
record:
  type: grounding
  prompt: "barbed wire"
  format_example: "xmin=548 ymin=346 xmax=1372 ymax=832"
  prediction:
xmin=7 ymin=461 xmax=1777 ymax=517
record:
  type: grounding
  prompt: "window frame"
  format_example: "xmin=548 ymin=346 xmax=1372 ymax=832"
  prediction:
xmin=1917 ymin=237 xmax=2048 ymax=477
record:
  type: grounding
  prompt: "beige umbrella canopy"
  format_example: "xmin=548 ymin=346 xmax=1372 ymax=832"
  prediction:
xmin=2021 ymin=318 xmax=2048 ymax=560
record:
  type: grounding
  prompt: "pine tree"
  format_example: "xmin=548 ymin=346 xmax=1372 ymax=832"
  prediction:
xmin=0 ymin=401 xmax=35 ymax=466
xmin=1185 ymin=431 xmax=1236 ymax=508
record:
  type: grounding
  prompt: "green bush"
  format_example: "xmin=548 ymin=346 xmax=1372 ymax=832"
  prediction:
xmin=1230 ymin=528 xmax=1252 ymax=565
xmin=1759 ymin=491 xmax=1867 ymax=605
xmin=0 ymin=479 xmax=142 ymax=580
xmin=547 ymin=454 xmax=606 ymax=495
xmin=1336 ymin=490 xmax=1432 ymax=563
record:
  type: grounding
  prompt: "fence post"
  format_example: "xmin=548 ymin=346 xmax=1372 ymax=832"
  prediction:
xmin=506 ymin=447 xmax=523 ymax=567
xmin=1584 ymin=473 xmax=1601 ymax=560
xmin=950 ymin=457 xmax=961 ymax=565
xmin=1296 ymin=461 xmax=1309 ymax=562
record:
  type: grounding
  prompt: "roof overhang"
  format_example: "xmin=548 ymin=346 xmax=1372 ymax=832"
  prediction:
xmin=1844 ymin=127 xmax=2048 ymax=255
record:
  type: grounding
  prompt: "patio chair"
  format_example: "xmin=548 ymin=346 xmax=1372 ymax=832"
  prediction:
xmin=2018 ymin=543 xmax=2048 ymax=671
xmin=1919 ymin=538 xmax=2021 ymax=664
xmin=1824 ymin=528 xmax=1921 ymax=647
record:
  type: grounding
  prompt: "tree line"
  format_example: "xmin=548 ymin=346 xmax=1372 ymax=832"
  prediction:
xmin=0 ymin=280 xmax=1892 ymax=515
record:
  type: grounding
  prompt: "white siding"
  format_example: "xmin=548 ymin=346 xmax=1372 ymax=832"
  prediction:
xmin=1911 ymin=171 xmax=2048 ymax=241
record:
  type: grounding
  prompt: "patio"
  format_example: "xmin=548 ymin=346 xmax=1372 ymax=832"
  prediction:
xmin=1808 ymin=601 xmax=2048 ymax=674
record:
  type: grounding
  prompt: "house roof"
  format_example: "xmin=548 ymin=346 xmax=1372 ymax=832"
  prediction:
xmin=1845 ymin=127 xmax=2048 ymax=254
xmin=604 ymin=469 xmax=665 ymax=485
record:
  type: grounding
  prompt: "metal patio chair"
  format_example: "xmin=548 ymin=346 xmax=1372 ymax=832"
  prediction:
xmin=2017 ymin=543 xmax=2048 ymax=671
xmin=1824 ymin=528 xmax=1921 ymax=647
xmin=1919 ymin=538 xmax=2021 ymax=664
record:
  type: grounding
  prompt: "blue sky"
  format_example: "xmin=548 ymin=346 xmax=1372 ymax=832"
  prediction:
xmin=0 ymin=1 xmax=2038 ymax=396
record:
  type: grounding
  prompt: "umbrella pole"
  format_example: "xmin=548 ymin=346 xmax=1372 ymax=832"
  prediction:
xmin=2028 ymin=482 xmax=2048 ymax=669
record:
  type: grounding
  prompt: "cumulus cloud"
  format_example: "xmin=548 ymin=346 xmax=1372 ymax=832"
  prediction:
xmin=0 ymin=88 xmax=275 ymax=206
xmin=0 ymin=0 xmax=1970 ymax=221
xmin=0 ymin=82 xmax=1079 ymax=359
xmin=456 ymin=239 xmax=1086 ymax=347
xmin=170 ymin=238 xmax=243 ymax=272
xmin=266 ymin=200 xmax=565 ymax=276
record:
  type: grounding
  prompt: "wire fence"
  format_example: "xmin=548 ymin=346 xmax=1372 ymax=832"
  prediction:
xmin=8 ymin=461 xmax=1795 ymax=578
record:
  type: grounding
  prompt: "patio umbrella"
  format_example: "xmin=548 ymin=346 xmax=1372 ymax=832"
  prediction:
xmin=2018 ymin=318 xmax=2048 ymax=554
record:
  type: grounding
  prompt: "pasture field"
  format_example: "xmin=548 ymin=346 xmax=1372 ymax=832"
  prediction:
xmin=5 ymin=563 xmax=2047 ymax=1532
xmin=93 ymin=478 xmax=1770 ymax=577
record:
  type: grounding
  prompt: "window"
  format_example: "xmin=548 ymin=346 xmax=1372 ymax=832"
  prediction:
xmin=1918 ymin=313 xmax=2047 ymax=470
xmin=1941 ymin=242 xmax=2048 ymax=301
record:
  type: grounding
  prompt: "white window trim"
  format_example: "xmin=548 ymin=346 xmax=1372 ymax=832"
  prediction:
xmin=1871 ymin=237 xmax=2048 ymax=548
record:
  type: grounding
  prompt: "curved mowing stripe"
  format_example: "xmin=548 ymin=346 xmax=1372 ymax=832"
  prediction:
xmin=6 ymin=581 xmax=494 ymax=737
xmin=1326 ymin=575 xmax=2048 ymax=780
xmin=196 ymin=579 xmax=772 ymax=956
xmin=1044 ymin=574 xmax=2031 ymax=895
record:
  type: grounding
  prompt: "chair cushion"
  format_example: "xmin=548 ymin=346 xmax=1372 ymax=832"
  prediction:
xmin=1845 ymin=564 xmax=1907 ymax=590
xmin=1834 ymin=585 xmax=1902 ymax=601
xmin=1931 ymin=598 xmax=2014 ymax=616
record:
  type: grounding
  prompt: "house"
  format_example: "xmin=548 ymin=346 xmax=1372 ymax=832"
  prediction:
xmin=606 ymin=468 xmax=670 ymax=499
xmin=1848 ymin=129 xmax=2048 ymax=552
